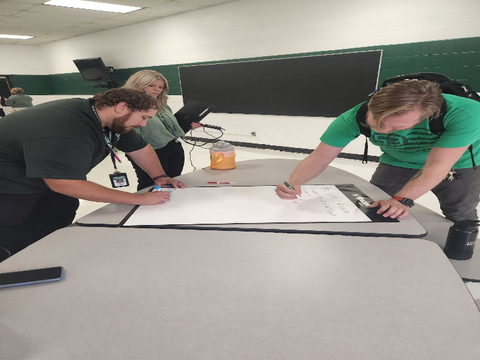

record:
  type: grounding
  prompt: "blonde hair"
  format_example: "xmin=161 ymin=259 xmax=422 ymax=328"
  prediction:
xmin=368 ymin=80 xmax=443 ymax=126
xmin=123 ymin=70 xmax=169 ymax=110
xmin=10 ymin=87 xmax=24 ymax=95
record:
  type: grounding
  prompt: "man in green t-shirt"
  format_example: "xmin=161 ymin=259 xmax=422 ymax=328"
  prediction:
xmin=276 ymin=80 xmax=480 ymax=221
xmin=0 ymin=88 xmax=186 ymax=261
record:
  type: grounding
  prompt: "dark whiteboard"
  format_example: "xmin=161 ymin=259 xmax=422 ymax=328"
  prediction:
xmin=179 ymin=50 xmax=381 ymax=117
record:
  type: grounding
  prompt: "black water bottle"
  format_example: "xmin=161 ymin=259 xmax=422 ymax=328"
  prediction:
xmin=443 ymin=220 xmax=478 ymax=260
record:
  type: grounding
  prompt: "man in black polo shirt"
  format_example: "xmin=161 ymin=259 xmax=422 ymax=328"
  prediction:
xmin=0 ymin=88 xmax=185 ymax=260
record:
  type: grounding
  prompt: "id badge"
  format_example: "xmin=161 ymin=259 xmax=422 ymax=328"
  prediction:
xmin=109 ymin=172 xmax=129 ymax=188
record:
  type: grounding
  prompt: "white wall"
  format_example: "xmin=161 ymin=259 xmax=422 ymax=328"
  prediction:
xmin=28 ymin=0 xmax=480 ymax=74
xmin=22 ymin=94 xmax=369 ymax=155
xmin=3 ymin=0 xmax=480 ymax=156
xmin=0 ymin=44 xmax=47 ymax=74
xmin=166 ymin=96 xmax=373 ymax=156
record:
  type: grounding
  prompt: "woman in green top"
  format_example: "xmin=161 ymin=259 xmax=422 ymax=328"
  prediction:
xmin=123 ymin=70 xmax=201 ymax=190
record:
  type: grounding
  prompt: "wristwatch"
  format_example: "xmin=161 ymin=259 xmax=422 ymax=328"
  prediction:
xmin=392 ymin=196 xmax=415 ymax=207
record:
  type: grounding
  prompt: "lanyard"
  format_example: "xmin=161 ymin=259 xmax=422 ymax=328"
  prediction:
xmin=91 ymin=104 xmax=121 ymax=170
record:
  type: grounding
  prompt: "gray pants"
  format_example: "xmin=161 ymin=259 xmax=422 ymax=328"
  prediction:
xmin=370 ymin=163 xmax=480 ymax=221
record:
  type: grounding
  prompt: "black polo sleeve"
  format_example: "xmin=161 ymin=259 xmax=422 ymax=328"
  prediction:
xmin=116 ymin=130 xmax=148 ymax=153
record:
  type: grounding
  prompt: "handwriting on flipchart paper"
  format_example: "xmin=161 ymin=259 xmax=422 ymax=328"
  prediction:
xmin=293 ymin=185 xmax=356 ymax=216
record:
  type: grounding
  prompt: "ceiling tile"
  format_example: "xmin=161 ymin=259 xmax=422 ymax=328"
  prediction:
xmin=0 ymin=9 xmax=19 ymax=16
xmin=177 ymin=0 xmax=235 ymax=5
xmin=5 ymin=0 xmax=46 ymax=4
xmin=0 ymin=0 xmax=244 ymax=45
xmin=0 ymin=1 xmax=37 ymax=11
xmin=103 ymin=0 xmax=172 ymax=6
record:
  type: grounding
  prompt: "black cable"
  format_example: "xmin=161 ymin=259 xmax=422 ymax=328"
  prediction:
xmin=183 ymin=127 xmax=223 ymax=147
xmin=188 ymin=143 xmax=196 ymax=172
xmin=183 ymin=126 xmax=224 ymax=171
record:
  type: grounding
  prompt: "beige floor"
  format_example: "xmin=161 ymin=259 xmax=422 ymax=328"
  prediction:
xmin=79 ymin=144 xmax=480 ymax=302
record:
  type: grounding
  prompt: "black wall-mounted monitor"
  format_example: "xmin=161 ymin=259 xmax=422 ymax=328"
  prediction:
xmin=73 ymin=57 xmax=116 ymax=88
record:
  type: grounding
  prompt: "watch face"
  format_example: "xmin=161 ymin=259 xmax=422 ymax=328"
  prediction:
xmin=400 ymin=198 xmax=414 ymax=207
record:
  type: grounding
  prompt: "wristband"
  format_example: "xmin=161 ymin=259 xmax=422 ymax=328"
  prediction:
xmin=392 ymin=196 xmax=414 ymax=207
xmin=152 ymin=174 xmax=168 ymax=181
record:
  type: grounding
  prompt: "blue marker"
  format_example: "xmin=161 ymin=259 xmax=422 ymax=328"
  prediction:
xmin=153 ymin=185 xmax=174 ymax=194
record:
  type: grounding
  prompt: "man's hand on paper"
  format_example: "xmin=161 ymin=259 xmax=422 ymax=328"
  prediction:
xmin=370 ymin=198 xmax=410 ymax=219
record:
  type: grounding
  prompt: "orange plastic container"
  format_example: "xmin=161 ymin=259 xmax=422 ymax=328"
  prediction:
xmin=209 ymin=141 xmax=236 ymax=170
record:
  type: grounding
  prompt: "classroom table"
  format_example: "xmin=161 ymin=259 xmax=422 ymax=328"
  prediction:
xmin=1 ymin=226 xmax=479 ymax=360
xmin=77 ymin=158 xmax=480 ymax=280
xmin=78 ymin=159 xmax=428 ymax=237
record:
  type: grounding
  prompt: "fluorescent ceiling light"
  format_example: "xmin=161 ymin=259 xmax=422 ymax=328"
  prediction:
xmin=43 ymin=0 xmax=142 ymax=13
xmin=0 ymin=34 xmax=34 ymax=40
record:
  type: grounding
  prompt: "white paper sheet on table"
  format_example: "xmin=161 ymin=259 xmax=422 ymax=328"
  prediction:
xmin=123 ymin=185 xmax=371 ymax=226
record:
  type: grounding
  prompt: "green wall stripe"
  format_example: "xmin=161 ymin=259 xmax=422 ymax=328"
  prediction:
xmin=9 ymin=36 xmax=480 ymax=96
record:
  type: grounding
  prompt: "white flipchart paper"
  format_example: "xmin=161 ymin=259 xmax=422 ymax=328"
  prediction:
xmin=123 ymin=185 xmax=371 ymax=227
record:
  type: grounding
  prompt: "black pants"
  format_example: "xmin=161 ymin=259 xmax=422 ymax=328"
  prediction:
xmin=128 ymin=139 xmax=185 ymax=190
xmin=0 ymin=192 xmax=79 ymax=261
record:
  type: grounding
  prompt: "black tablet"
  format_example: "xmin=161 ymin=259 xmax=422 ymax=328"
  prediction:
xmin=174 ymin=100 xmax=215 ymax=133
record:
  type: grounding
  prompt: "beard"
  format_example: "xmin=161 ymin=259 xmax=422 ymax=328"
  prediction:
xmin=110 ymin=113 xmax=135 ymax=134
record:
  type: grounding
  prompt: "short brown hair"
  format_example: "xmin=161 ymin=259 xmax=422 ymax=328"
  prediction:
xmin=10 ymin=87 xmax=24 ymax=95
xmin=93 ymin=88 xmax=158 ymax=112
xmin=368 ymin=80 xmax=443 ymax=124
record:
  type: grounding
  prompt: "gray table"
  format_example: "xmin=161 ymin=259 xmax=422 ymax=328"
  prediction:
xmin=77 ymin=159 xmax=480 ymax=280
xmin=1 ymin=227 xmax=479 ymax=360
xmin=78 ymin=159 xmax=428 ymax=238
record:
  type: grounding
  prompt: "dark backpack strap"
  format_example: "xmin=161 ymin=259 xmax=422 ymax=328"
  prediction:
xmin=468 ymin=145 xmax=477 ymax=169
xmin=428 ymin=100 xmax=476 ymax=169
xmin=439 ymin=80 xmax=480 ymax=101
xmin=381 ymin=73 xmax=452 ymax=87
xmin=428 ymin=98 xmax=447 ymax=135
xmin=361 ymin=136 xmax=369 ymax=164
xmin=356 ymin=102 xmax=370 ymax=137
xmin=355 ymin=102 xmax=370 ymax=164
